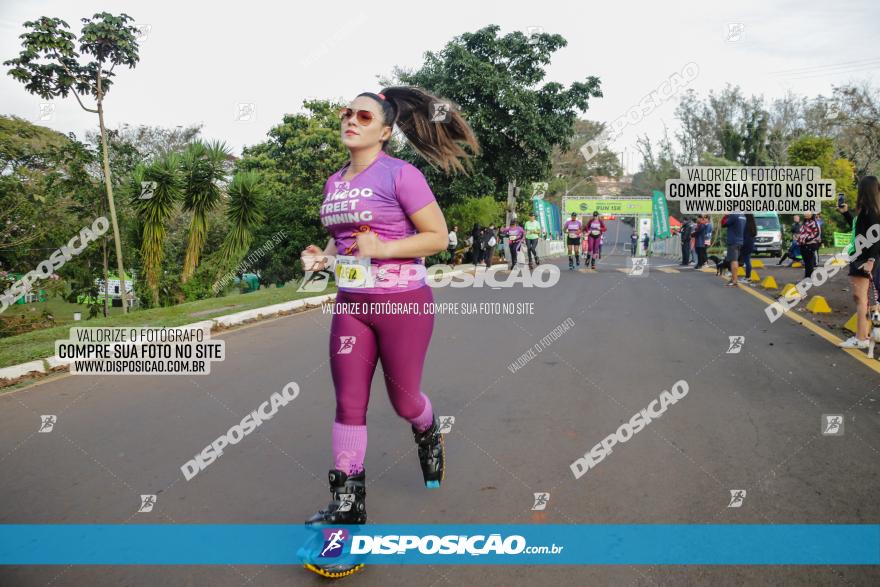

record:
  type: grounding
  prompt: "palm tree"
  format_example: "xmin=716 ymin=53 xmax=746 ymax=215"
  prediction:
xmin=180 ymin=140 xmax=230 ymax=283
xmin=131 ymin=152 xmax=183 ymax=305
xmin=216 ymin=171 xmax=266 ymax=273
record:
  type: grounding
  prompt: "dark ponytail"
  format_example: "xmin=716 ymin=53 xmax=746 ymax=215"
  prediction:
xmin=856 ymin=175 xmax=880 ymax=218
xmin=358 ymin=86 xmax=480 ymax=175
xmin=745 ymin=214 xmax=757 ymax=237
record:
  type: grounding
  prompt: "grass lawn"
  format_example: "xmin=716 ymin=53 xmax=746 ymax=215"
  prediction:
xmin=2 ymin=297 xmax=127 ymax=327
xmin=0 ymin=283 xmax=336 ymax=369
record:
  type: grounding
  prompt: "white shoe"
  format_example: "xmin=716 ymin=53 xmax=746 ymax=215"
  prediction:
xmin=839 ymin=337 xmax=869 ymax=349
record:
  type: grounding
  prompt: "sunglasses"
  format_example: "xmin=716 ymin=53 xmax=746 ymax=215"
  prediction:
xmin=339 ymin=108 xmax=376 ymax=125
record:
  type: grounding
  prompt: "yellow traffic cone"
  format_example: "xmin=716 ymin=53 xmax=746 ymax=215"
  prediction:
xmin=843 ymin=313 xmax=858 ymax=333
xmin=781 ymin=283 xmax=798 ymax=298
xmin=736 ymin=267 xmax=746 ymax=277
xmin=762 ymin=276 xmax=778 ymax=289
xmin=751 ymin=259 xmax=765 ymax=268
xmin=750 ymin=271 xmax=760 ymax=282
xmin=805 ymin=295 xmax=832 ymax=313
xmin=791 ymin=261 xmax=803 ymax=268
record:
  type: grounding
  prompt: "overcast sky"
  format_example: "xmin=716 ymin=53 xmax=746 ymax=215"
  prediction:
xmin=1 ymin=0 xmax=878 ymax=174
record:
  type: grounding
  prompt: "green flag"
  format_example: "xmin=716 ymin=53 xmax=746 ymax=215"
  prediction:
xmin=652 ymin=190 xmax=670 ymax=239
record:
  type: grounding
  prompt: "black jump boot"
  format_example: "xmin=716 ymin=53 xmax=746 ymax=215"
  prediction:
xmin=302 ymin=469 xmax=367 ymax=578
xmin=413 ymin=416 xmax=445 ymax=489
xmin=306 ymin=469 xmax=367 ymax=526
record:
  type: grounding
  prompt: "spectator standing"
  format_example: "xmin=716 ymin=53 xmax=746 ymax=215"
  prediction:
xmin=447 ymin=225 xmax=458 ymax=266
xmin=739 ymin=214 xmax=758 ymax=285
xmin=795 ymin=212 xmax=822 ymax=281
xmin=837 ymin=177 xmax=880 ymax=349
xmin=482 ymin=224 xmax=497 ymax=269
xmin=722 ymin=213 xmax=746 ymax=286
xmin=470 ymin=223 xmax=483 ymax=266
xmin=680 ymin=217 xmax=695 ymax=266
xmin=694 ymin=216 xmax=711 ymax=269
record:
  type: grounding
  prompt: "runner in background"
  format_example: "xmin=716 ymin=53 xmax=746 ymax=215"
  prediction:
xmin=524 ymin=213 xmax=542 ymax=269
xmin=563 ymin=212 xmax=583 ymax=270
xmin=502 ymin=219 xmax=525 ymax=270
xmin=583 ymin=211 xmax=606 ymax=269
xmin=300 ymin=87 xmax=479 ymax=578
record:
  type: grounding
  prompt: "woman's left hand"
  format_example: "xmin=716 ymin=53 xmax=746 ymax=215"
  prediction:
xmin=355 ymin=230 xmax=389 ymax=259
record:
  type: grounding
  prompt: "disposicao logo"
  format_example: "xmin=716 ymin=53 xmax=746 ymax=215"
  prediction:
xmin=320 ymin=528 xmax=349 ymax=558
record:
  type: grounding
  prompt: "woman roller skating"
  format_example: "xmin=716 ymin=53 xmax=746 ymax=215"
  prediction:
xmin=299 ymin=86 xmax=479 ymax=578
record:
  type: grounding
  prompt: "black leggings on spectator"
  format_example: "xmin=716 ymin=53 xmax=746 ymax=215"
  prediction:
xmin=801 ymin=244 xmax=818 ymax=280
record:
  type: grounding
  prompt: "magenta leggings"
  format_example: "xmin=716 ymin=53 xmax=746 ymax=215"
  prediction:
xmin=329 ymin=285 xmax=434 ymax=426
xmin=586 ymin=235 xmax=601 ymax=255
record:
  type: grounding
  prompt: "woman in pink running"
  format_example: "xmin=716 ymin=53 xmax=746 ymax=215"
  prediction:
xmin=583 ymin=211 xmax=607 ymax=269
xmin=299 ymin=87 xmax=479 ymax=542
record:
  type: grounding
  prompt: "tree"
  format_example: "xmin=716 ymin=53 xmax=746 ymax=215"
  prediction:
xmin=828 ymin=83 xmax=880 ymax=177
xmin=0 ymin=118 xmax=111 ymax=296
xmin=216 ymin=171 xmax=267 ymax=272
xmin=105 ymin=123 xmax=204 ymax=163
xmin=765 ymin=92 xmax=808 ymax=165
xmin=445 ymin=196 xmax=505 ymax=235
xmin=130 ymin=153 xmax=183 ymax=306
xmin=674 ymin=85 xmax=771 ymax=167
xmin=5 ymin=13 xmax=141 ymax=312
xmin=181 ymin=140 xmax=231 ymax=282
xmin=787 ymin=136 xmax=856 ymax=241
xmin=549 ymin=119 xmax=622 ymax=198
xmin=674 ymin=89 xmax=717 ymax=165
xmin=237 ymin=100 xmax=349 ymax=286
xmin=0 ymin=116 xmax=78 ymax=265
xmin=391 ymin=25 xmax=602 ymax=207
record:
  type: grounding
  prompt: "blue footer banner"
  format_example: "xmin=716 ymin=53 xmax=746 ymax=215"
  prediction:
xmin=2 ymin=525 xmax=879 ymax=565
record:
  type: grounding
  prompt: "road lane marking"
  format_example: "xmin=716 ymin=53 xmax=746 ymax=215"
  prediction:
xmin=736 ymin=281 xmax=880 ymax=376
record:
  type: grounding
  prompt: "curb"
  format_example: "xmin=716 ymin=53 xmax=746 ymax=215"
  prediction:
xmin=0 ymin=264 xmax=494 ymax=384
xmin=0 ymin=292 xmax=337 ymax=382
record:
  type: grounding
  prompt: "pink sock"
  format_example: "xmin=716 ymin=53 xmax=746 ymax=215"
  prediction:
xmin=410 ymin=392 xmax=434 ymax=432
xmin=332 ymin=422 xmax=367 ymax=475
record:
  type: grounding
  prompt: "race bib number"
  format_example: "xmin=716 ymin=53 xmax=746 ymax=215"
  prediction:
xmin=334 ymin=255 xmax=373 ymax=288
xmin=590 ymin=229 xmax=601 ymax=236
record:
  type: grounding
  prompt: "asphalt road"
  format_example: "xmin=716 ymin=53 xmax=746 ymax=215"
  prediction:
xmin=1 ymin=252 xmax=878 ymax=586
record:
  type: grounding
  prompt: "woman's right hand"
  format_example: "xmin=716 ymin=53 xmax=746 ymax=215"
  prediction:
xmin=301 ymin=244 xmax=328 ymax=272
